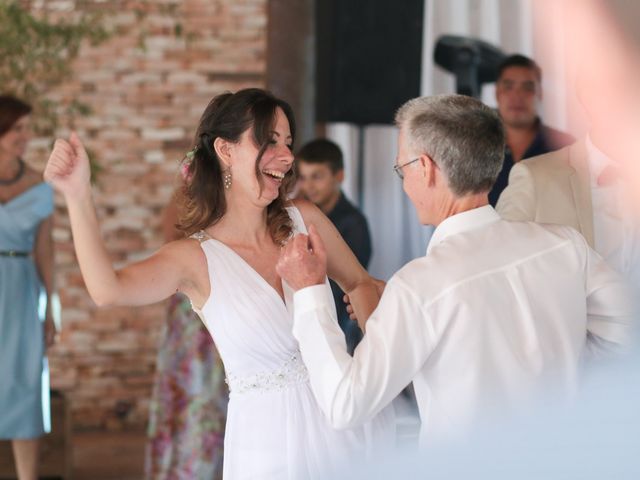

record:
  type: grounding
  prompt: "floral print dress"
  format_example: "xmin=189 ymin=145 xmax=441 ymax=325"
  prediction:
xmin=145 ymin=293 xmax=228 ymax=480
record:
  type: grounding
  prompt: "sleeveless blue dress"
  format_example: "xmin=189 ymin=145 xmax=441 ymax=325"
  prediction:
xmin=0 ymin=182 xmax=53 ymax=439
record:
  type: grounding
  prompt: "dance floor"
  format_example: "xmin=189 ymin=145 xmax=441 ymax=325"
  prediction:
xmin=0 ymin=396 xmax=419 ymax=479
xmin=0 ymin=430 xmax=145 ymax=480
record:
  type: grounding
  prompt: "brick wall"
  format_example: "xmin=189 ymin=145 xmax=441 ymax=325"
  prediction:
xmin=24 ymin=0 xmax=267 ymax=431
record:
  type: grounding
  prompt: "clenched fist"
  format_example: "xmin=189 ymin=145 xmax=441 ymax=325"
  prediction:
xmin=276 ymin=224 xmax=327 ymax=291
xmin=44 ymin=132 xmax=91 ymax=199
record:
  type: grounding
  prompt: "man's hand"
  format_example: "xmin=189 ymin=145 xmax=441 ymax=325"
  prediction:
xmin=344 ymin=277 xmax=386 ymax=322
xmin=276 ymin=224 xmax=327 ymax=291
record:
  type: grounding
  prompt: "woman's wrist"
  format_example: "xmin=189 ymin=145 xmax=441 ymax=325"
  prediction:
xmin=63 ymin=183 xmax=92 ymax=204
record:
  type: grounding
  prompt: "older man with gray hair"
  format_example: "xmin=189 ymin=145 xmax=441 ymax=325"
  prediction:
xmin=276 ymin=94 xmax=633 ymax=445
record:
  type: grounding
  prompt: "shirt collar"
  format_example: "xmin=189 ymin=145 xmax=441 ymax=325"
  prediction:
xmin=427 ymin=205 xmax=501 ymax=255
xmin=585 ymin=134 xmax=612 ymax=187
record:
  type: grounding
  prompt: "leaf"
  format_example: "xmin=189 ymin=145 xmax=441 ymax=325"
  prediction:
xmin=0 ymin=1 xmax=109 ymax=182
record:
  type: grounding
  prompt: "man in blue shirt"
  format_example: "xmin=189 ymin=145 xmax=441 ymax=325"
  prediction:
xmin=490 ymin=54 xmax=574 ymax=206
xmin=296 ymin=139 xmax=371 ymax=354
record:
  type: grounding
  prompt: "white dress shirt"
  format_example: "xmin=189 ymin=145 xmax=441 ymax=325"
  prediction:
xmin=586 ymin=135 xmax=640 ymax=280
xmin=293 ymin=206 xmax=633 ymax=446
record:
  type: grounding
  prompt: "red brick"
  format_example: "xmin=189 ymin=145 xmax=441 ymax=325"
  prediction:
xmin=22 ymin=0 xmax=266 ymax=431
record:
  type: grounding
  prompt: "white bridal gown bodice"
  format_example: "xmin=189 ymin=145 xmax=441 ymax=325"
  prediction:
xmin=192 ymin=206 xmax=394 ymax=479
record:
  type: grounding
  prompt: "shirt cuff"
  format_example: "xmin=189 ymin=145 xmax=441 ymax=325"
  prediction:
xmin=293 ymin=284 xmax=334 ymax=315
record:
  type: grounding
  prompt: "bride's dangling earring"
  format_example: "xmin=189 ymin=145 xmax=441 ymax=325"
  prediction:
xmin=223 ymin=169 xmax=232 ymax=189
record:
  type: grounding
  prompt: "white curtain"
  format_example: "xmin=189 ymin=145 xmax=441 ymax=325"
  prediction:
xmin=326 ymin=122 xmax=429 ymax=281
xmin=326 ymin=0 xmax=572 ymax=281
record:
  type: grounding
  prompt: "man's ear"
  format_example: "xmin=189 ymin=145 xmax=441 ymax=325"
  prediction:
xmin=213 ymin=137 xmax=233 ymax=168
xmin=421 ymin=154 xmax=438 ymax=187
xmin=335 ymin=169 xmax=345 ymax=184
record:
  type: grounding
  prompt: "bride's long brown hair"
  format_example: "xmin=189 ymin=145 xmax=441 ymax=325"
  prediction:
xmin=178 ymin=88 xmax=297 ymax=244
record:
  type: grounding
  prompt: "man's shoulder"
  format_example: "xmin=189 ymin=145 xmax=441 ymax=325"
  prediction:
xmin=390 ymin=220 xmax=586 ymax=301
xmin=522 ymin=145 xmax=570 ymax=166
xmin=540 ymin=124 xmax=575 ymax=150
xmin=496 ymin=219 xmax=585 ymax=244
xmin=332 ymin=194 xmax=368 ymax=223
xmin=517 ymin=143 xmax=575 ymax=178
xmin=389 ymin=244 xmax=482 ymax=301
xmin=337 ymin=193 xmax=361 ymax=211
xmin=387 ymin=256 xmax=436 ymax=302
xmin=486 ymin=220 xmax=589 ymax=268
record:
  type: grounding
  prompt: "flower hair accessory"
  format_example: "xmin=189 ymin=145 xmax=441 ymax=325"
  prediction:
xmin=180 ymin=146 xmax=198 ymax=180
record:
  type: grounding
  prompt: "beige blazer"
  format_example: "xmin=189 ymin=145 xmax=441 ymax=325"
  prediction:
xmin=496 ymin=140 xmax=595 ymax=248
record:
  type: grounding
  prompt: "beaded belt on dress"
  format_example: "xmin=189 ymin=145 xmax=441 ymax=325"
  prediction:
xmin=0 ymin=250 xmax=29 ymax=257
xmin=225 ymin=353 xmax=309 ymax=395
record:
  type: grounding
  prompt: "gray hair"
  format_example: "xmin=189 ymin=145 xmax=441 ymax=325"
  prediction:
xmin=395 ymin=94 xmax=505 ymax=196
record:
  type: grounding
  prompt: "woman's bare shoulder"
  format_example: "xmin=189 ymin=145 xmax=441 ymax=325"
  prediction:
xmin=161 ymin=237 xmax=210 ymax=286
xmin=157 ymin=237 xmax=208 ymax=270
xmin=290 ymin=197 xmax=321 ymax=222
xmin=163 ymin=236 xmax=207 ymax=255
xmin=154 ymin=237 xmax=210 ymax=304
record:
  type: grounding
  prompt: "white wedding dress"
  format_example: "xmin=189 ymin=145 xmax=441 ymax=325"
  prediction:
xmin=192 ymin=206 xmax=394 ymax=479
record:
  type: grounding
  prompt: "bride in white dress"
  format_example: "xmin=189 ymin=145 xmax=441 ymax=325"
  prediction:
xmin=44 ymin=88 xmax=394 ymax=479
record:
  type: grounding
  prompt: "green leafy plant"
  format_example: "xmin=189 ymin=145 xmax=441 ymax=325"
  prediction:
xmin=0 ymin=1 xmax=109 ymax=179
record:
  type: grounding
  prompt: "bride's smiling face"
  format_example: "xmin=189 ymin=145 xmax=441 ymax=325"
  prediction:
xmin=227 ymin=107 xmax=295 ymax=206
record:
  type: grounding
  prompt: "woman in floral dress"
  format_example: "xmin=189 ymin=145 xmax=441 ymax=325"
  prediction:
xmin=144 ymin=196 xmax=228 ymax=480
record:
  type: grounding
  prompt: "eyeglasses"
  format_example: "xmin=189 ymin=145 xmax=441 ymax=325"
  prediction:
xmin=393 ymin=158 xmax=421 ymax=180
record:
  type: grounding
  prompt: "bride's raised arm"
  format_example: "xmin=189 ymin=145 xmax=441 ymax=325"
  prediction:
xmin=44 ymin=134 xmax=207 ymax=308
xmin=293 ymin=198 xmax=380 ymax=330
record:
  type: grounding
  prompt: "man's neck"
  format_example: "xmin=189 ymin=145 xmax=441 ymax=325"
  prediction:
xmin=319 ymin=190 xmax=341 ymax=215
xmin=505 ymin=122 xmax=538 ymax=162
xmin=432 ymin=193 xmax=489 ymax=226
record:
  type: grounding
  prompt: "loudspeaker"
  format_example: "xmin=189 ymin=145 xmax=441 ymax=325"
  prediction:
xmin=316 ymin=0 xmax=424 ymax=125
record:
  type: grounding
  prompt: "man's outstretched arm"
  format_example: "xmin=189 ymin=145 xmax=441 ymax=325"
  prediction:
xmin=278 ymin=227 xmax=433 ymax=429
